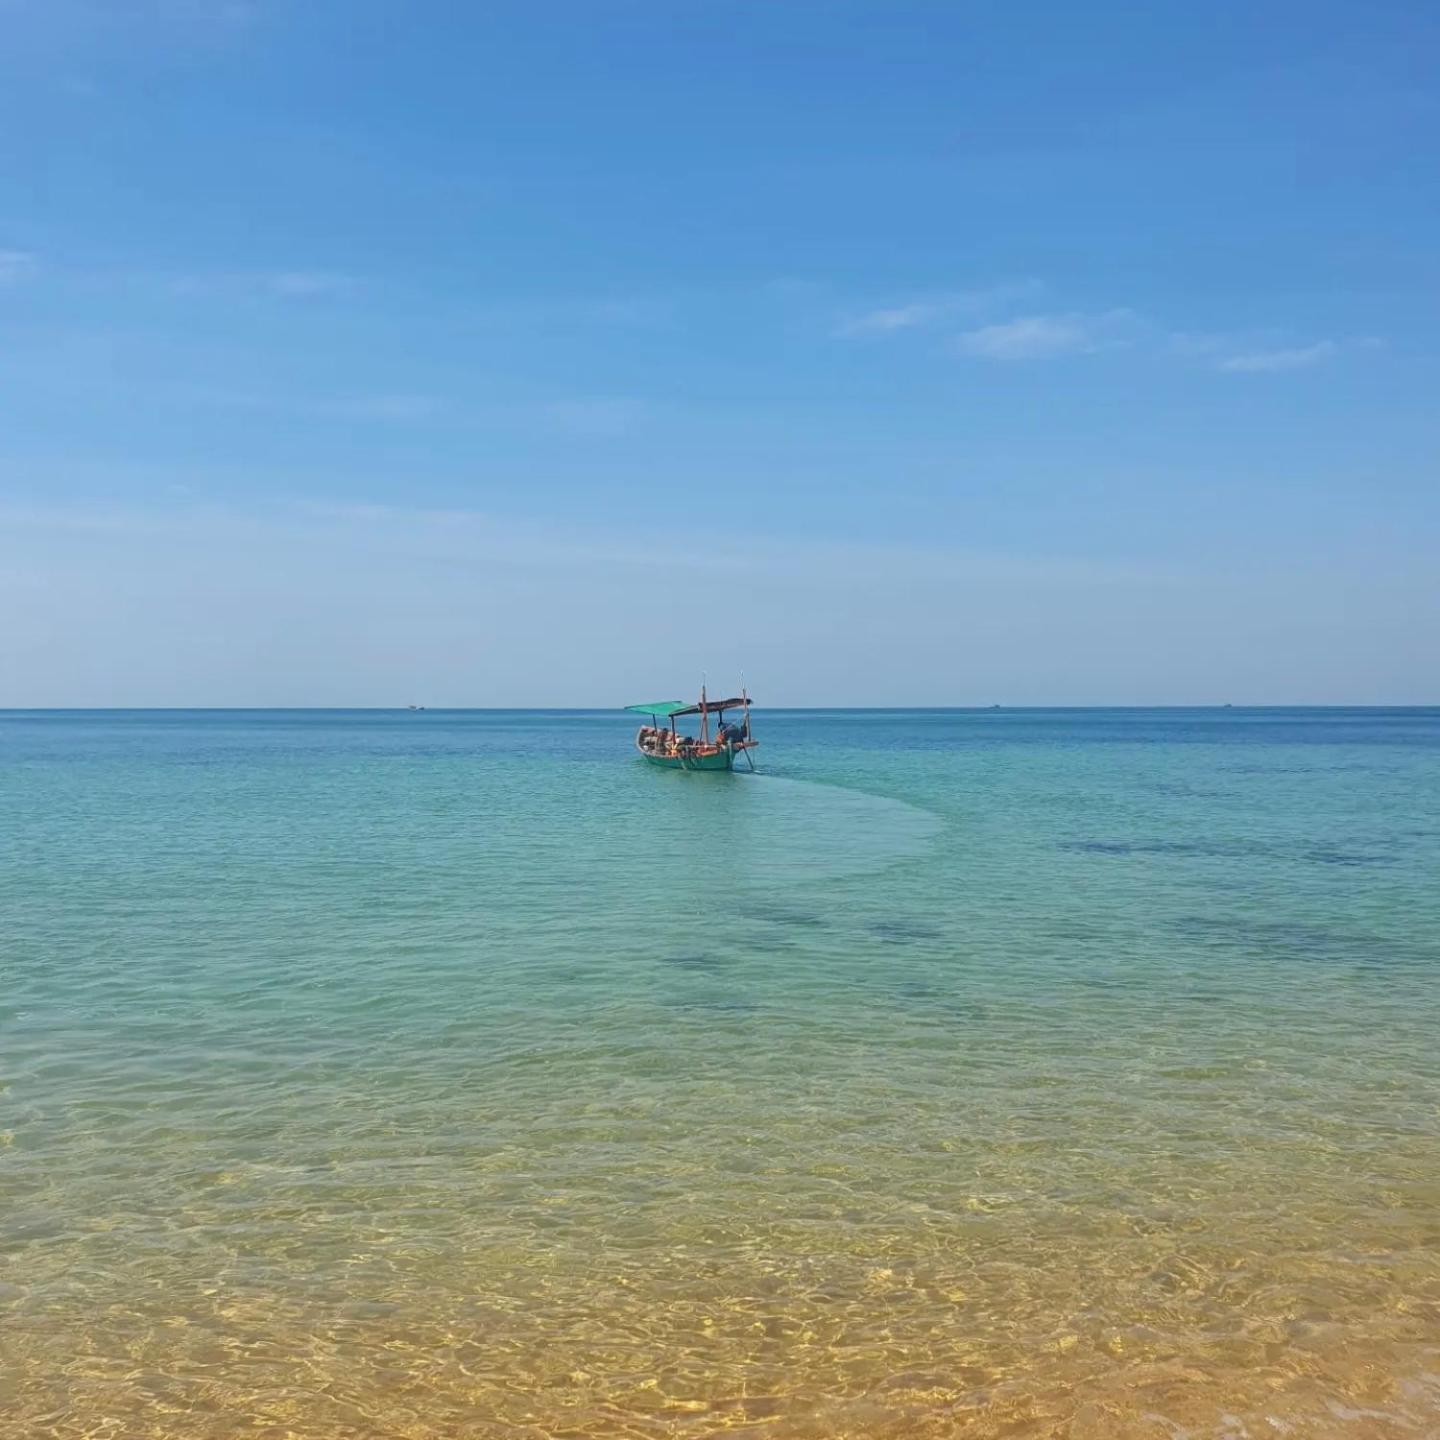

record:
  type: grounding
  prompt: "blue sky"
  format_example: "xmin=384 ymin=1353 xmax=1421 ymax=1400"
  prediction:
xmin=2 ymin=0 xmax=1437 ymax=704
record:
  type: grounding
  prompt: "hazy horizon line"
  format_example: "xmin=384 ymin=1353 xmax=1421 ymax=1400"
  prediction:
xmin=4 ymin=704 xmax=1437 ymax=714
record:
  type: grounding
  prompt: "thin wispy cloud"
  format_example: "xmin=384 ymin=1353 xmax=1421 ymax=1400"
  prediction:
xmin=10 ymin=494 xmax=1430 ymax=706
xmin=0 ymin=495 xmax=1177 ymax=589
xmin=1216 ymin=340 xmax=1340 ymax=373
xmin=834 ymin=280 xmax=1041 ymax=338
xmin=19 ymin=0 xmax=262 ymax=44
xmin=318 ymin=392 xmax=442 ymax=422
xmin=835 ymin=285 xmax=1145 ymax=360
xmin=1172 ymin=331 xmax=1376 ymax=374
xmin=110 ymin=380 xmax=444 ymax=425
xmin=571 ymin=297 xmax=669 ymax=326
xmin=129 ymin=1 xmax=260 ymax=30
xmin=954 ymin=309 xmax=1140 ymax=361
xmin=544 ymin=396 xmax=648 ymax=438
xmin=843 ymin=296 xmax=1375 ymax=373
xmin=265 ymin=270 xmax=353 ymax=298
xmin=838 ymin=301 xmax=949 ymax=337
xmin=0 ymin=249 xmax=36 ymax=284
xmin=167 ymin=268 xmax=356 ymax=299
xmin=462 ymin=294 xmax=673 ymax=330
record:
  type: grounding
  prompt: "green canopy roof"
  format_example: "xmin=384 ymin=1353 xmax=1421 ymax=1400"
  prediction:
xmin=624 ymin=700 xmax=689 ymax=717
xmin=626 ymin=697 xmax=751 ymax=719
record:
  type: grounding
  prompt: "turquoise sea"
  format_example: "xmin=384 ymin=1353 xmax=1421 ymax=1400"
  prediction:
xmin=3 ymin=708 xmax=1439 ymax=1439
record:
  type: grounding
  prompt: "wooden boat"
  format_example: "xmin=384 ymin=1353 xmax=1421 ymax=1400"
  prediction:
xmin=626 ymin=686 xmax=758 ymax=771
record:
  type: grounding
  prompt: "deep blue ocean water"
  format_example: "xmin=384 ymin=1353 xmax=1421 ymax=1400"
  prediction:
xmin=3 ymin=708 xmax=1439 ymax=1438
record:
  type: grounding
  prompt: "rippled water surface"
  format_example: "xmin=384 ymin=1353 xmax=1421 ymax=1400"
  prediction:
xmin=4 ymin=708 xmax=1440 ymax=1439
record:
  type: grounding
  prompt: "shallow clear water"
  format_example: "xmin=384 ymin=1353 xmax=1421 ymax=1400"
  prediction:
xmin=3 ymin=708 xmax=1439 ymax=1439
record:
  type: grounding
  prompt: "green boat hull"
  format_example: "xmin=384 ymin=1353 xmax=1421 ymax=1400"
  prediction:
xmin=639 ymin=744 xmax=738 ymax=771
